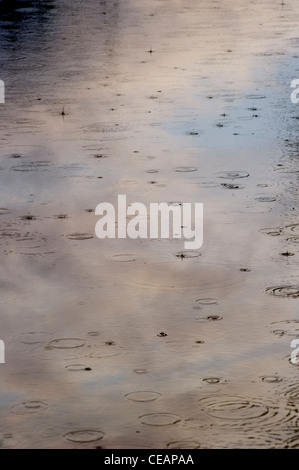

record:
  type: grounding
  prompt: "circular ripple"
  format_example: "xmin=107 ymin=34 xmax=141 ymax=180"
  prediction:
xmin=195 ymin=298 xmax=219 ymax=305
xmin=167 ymin=441 xmax=200 ymax=449
xmin=133 ymin=369 xmax=148 ymax=374
xmin=139 ymin=413 xmax=181 ymax=426
xmin=198 ymin=396 xmax=270 ymax=421
xmin=261 ymin=376 xmax=283 ymax=384
xmin=259 ymin=227 xmax=281 ymax=236
xmin=125 ymin=391 xmax=161 ymax=402
xmin=111 ymin=254 xmax=136 ymax=262
xmin=48 ymin=338 xmax=85 ymax=349
xmin=266 ymin=286 xmax=299 ymax=298
xmin=284 ymin=224 xmax=299 ymax=235
xmin=196 ymin=315 xmax=223 ymax=323
xmin=14 ymin=331 xmax=52 ymax=345
xmin=0 ymin=208 xmax=10 ymax=215
xmin=65 ymin=364 xmax=91 ymax=372
xmin=270 ymin=320 xmax=299 ymax=338
xmin=64 ymin=430 xmax=104 ymax=443
xmin=203 ymin=377 xmax=222 ymax=384
xmin=173 ymin=166 xmax=197 ymax=173
xmin=0 ymin=229 xmax=22 ymax=239
xmin=175 ymin=251 xmax=201 ymax=259
xmin=286 ymin=236 xmax=299 ymax=244
xmin=11 ymin=401 xmax=49 ymax=414
xmin=216 ymin=171 xmax=249 ymax=180
xmin=284 ymin=435 xmax=299 ymax=449
xmin=245 ymin=94 xmax=267 ymax=99
xmin=66 ymin=233 xmax=93 ymax=240
xmin=255 ymin=196 xmax=276 ymax=202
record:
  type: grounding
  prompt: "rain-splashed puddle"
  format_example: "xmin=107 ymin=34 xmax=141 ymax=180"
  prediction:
xmin=139 ymin=413 xmax=181 ymax=426
xmin=64 ymin=430 xmax=104 ymax=443
xmin=125 ymin=391 xmax=161 ymax=402
xmin=266 ymin=286 xmax=299 ymax=299
xmin=11 ymin=401 xmax=50 ymax=415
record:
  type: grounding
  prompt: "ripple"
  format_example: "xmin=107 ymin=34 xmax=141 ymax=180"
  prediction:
xmin=166 ymin=441 xmax=201 ymax=449
xmin=216 ymin=171 xmax=249 ymax=180
xmin=198 ymin=396 xmax=273 ymax=421
xmin=111 ymin=254 xmax=136 ymax=262
xmin=125 ymin=391 xmax=161 ymax=402
xmin=259 ymin=227 xmax=282 ymax=236
xmin=196 ymin=315 xmax=223 ymax=323
xmin=64 ymin=430 xmax=104 ymax=443
xmin=245 ymin=94 xmax=267 ymax=100
xmin=139 ymin=413 xmax=181 ymax=426
xmin=86 ymin=343 xmax=124 ymax=359
xmin=66 ymin=233 xmax=93 ymax=240
xmin=65 ymin=364 xmax=91 ymax=372
xmin=286 ymin=236 xmax=299 ymax=244
xmin=255 ymin=196 xmax=277 ymax=202
xmin=48 ymin=338 xmax=85 ymax=349
xmin=13 ymin=331 xmax=53 ymax=345
xmin=270 ymin=320 xmax=299 ymax=338
xmin=133 ymin=369 xmax=148 ymax=374
xmin=202 ymin=377 xmax=223 ymax=384
xmin=0 ymin=229 xmax=22 ymax=239
xmin=261 ymin=376 xmax=283 ymax=384
xmin=10 ymin=161 xmax=52 ymax=172
xmin=173 ymin=166 xmax=197 ymax=173
xmin=284 ymin=224 xmax=299 ymax=235
xmin=195 ymin=298 xmax=219 ymax=305
xmin=175 ymin=251 xmax=201 ymax=259
xmin=11 ymin=401 xmax=49 ymax=414
xmin=266 ymin=286 xmax=299 ymax=298
xmin=0 ymin=208 xmax=10 ymax=215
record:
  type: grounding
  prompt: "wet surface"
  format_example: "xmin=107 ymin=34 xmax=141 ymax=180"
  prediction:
xmin=1 ymin=0 xmax=299 ymax=449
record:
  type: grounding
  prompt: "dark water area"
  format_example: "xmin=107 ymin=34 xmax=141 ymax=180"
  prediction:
xmin=1 ymin=0 xmax=299 ymax=448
